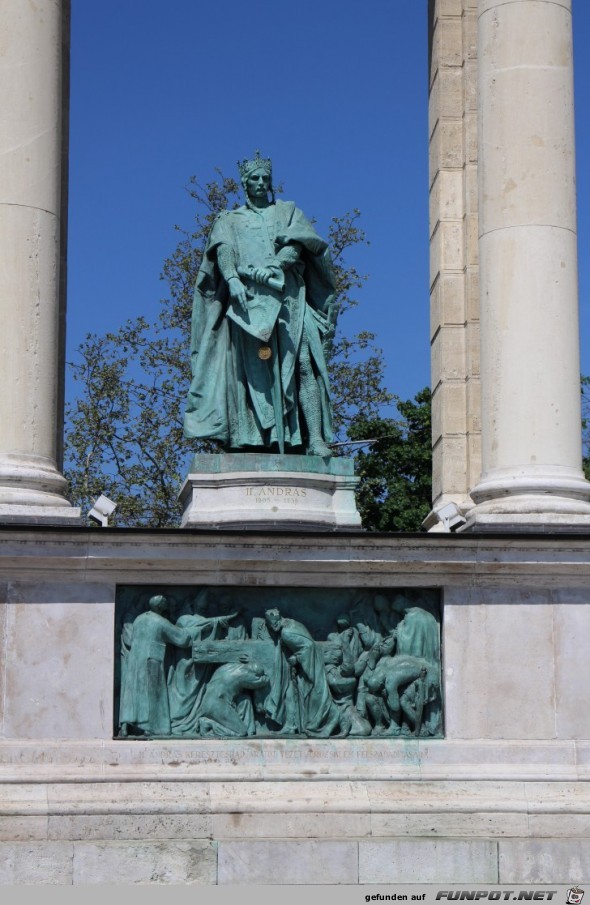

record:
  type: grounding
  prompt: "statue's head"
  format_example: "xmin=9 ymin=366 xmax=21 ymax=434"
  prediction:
xmin=264 ymin=608 xmax=282 ymax=632
xmin=238 ymin=150 xmax=274 ymax=203
xmin=336 ymin=614 xmax=351 ymax=631
xmin=148 ymin=594 xmax=167 ymax=615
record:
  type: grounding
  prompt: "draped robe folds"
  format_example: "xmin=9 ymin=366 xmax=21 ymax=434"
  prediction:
xmin=168 ymin=614 xmax=221 ymax=736
xmin=264 ymin=617 xmax=337 ymax=735
xmin=395 ymin=608 xmax=441 ymax=668
xmin=119 ymin=612 xmax=190 ymax=736
xmin=183 ymin=200 xmax=337 ymax=450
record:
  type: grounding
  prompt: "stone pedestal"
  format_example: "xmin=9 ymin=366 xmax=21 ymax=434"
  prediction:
xmin=179 ymin=453 xmax=361 ymax=530
xmin=0 ymin=529 xmax=589 ymax=883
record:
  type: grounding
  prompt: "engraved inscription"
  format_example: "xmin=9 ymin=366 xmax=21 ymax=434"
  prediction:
xmin=245 ymin=486 xmax=307 ymax=504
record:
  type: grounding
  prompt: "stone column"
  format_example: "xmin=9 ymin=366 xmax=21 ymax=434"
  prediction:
xmin=0 ymin=0 xmax=79 ymax=523
xmin=464 ymin=0 xmax=590 ymax=531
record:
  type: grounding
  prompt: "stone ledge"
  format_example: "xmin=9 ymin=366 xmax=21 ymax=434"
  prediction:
xmin=0 ymin=740 xmax=588 ymax=783
xmin=2 ymin=530 xmax=590 ymax=586
xmin=1 ymin=779 xmax=589 ymax=821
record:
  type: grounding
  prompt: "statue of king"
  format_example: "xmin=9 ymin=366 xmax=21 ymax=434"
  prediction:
xmin=183 ymin=152 xmax=337 ymax=456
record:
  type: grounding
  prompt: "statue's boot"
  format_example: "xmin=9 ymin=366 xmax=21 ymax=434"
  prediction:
xmin=299 ymin=377 xmax=333 ymax=457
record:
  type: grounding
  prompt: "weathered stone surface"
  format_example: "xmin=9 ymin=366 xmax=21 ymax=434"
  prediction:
xmin=446 ymin=596 xmax=554 ymax=738
xmin=2 ymin=589 xmax=113 ymax=739
xmin=0 ymin=817 xmax=48 ymax=842
xmin=553 ymin=598 xmax=590 ymax=738
xmin=49 ymin=814 xmax=212 ymax=842
xmin=370 ymin=812 xmax=528 ymax=838
xmin=211 ymin=812 xmax=371 ymax=839
xmin=218 ymin=840 xmax=358 ymax=884
xmin=0 ymin=842 xmax=73 ymax=884
xmin=498 ymin=839 xmax=590 ymax=884
xmin=359 ymin=839 xmax=498 ymax=883
xmin=72 ymin=840 xmax=217 ymax=884
xmin=48 ymin=780 xmax=211 ymax=812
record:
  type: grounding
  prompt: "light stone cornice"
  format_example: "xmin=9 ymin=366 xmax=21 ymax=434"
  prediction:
xmin=1 ymin=528 xmax=590 ymax=587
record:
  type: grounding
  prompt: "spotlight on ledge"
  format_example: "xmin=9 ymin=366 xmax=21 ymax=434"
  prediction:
xmin=434 ymin=501 xmax=466 ymax=533
xmin=88 ymin=494 xmax=117 ymax=528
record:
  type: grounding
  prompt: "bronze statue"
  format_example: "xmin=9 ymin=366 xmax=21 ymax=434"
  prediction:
xmin=184 ymin=152 xmax=337 ymax=456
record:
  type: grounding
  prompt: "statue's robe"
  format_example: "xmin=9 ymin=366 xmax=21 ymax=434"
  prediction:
xmin=265 ymin=617 xmax=336 ymax=735
xmin=183 ymin=200 xmax=336 ymax=450
xmin=167 ymin=614 xmax=220 ymax=736
xmin=119 ymin=612 xmax=190 ymax=736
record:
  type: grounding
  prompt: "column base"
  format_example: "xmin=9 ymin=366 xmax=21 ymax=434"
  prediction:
xmin=0 ymin=453 xmax=81 ymax=525
xmin=461 ymin=466 xmax=590 ymax=533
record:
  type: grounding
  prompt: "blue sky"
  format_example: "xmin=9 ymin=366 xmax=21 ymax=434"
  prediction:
xmin=67 ymin=1 xmax=590 ymax=409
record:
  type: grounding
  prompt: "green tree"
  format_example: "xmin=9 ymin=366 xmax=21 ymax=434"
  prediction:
xmin=65 ymin=174 xmax=398 ymax=526
xmin=345 ymin=387 xmax=432 ymax=532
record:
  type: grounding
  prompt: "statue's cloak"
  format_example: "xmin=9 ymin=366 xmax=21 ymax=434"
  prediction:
xmin=265 ymin=617 xmax=336 ymax=734
xmin=119 ymin=612 xmax=190 ymax=735
xmin=183 ymin=200 xmax=336 ymax=450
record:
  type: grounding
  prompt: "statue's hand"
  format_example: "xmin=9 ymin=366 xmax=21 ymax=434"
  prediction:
xmin=227 ymin=276 xmax=247 ymax=305
xmin=251 ymin=267 xmax=276 ymax=286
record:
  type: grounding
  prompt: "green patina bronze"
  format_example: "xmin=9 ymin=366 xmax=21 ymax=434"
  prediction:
xmin=115 ymin=587 xmax=443 ymax=740
xmin=183 ymin=152 xmax=337 ymax=457
xmin=188 ymin=452 xmax=355 ymax=475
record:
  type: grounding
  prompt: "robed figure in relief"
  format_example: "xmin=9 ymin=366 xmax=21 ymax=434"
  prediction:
xmin=183 ymin=152 xmax=337 ymax=456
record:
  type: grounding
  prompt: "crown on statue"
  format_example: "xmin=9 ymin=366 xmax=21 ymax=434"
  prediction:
xmin=238 ymin=150 xmax=272 ymax=181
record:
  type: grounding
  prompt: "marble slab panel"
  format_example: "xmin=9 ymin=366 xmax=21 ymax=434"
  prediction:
xmin=359 ymin=839 xmax=498 ymax=883
xmin=217 ymin=840 xmax=358 ymax=884
xmin=498 ymin=838 xmax=590 ymax=883
xmin=2 ymin=587 xmax=113 ymax=739
xmin=72 ymin=840 xmax=217 ymax=884
xmin=0 ymin=842 xmax=74 ymax=884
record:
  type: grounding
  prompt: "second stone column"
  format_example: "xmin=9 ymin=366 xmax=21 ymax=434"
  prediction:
xmin=465 ymin=0 xmax=590 ymax=530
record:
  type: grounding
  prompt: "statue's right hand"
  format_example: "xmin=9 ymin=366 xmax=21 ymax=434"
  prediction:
xmin=227 ymin=277 xmax=247 ymax=305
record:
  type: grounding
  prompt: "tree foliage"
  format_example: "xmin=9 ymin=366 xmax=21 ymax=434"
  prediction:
xmin=346 ymin=388 xmax=432 ymax=532
xmin=65 ymin=173 xmax=404 ymax=527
